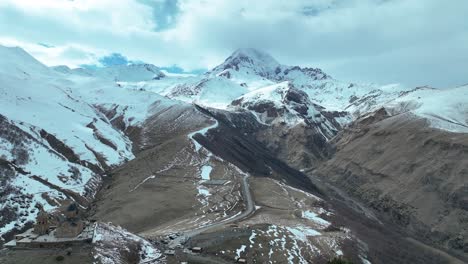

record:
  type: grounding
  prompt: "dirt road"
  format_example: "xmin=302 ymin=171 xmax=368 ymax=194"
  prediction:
xmin=168 ymin=172 xmax=255 ymax=248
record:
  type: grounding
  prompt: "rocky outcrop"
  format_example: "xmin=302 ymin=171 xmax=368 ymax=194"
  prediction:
xmin=229 ymin=83 xmax=347 ymax=169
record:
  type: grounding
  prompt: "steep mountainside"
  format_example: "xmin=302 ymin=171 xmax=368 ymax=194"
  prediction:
xmin=0 ymin=46 xmax=176 ymax=244
xmin=315 ymin=109 xmax=468 ymax=259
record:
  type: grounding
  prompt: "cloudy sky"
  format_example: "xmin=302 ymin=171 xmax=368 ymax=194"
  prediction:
xmin=0 ymin=0 xmax=467 ymax=87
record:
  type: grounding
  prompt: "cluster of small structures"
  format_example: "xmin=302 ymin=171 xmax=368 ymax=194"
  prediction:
xmin=156 ymin=232 xmax=248 ymax=263
xmin=4 ymin=202 xmax=95 ymax=249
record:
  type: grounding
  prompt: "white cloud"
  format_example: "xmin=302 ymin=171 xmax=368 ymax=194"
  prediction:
xmin=0 ymin=37 xmax=102 ymax=67
xmin=0 ymin=0 xmax=467 ymax=87
xmin=0 ymin=0 xmax=155 ymax=34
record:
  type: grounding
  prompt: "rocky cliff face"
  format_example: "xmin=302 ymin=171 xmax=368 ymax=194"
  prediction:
xmin=315 ymin=110 xmax=468 ymax=259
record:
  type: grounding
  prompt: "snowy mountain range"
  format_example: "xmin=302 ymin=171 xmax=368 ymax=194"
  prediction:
xmin=0 ymin=44 xmax=467 ymax=263
xmin=110 ymin=47 xmax=467 ymax=133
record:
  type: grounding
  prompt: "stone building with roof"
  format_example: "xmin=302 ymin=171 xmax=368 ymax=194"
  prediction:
xmin=55 ymin=203 xmax=85 ymax=238
xmin=4 ymin=202 xmax=93 ymax=249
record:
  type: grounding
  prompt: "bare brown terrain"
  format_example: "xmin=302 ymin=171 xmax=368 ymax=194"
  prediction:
xmin=90 ymin=104 xmax=246 ymax=234
xmin=315 ymin=111 xmax=468 ymax=261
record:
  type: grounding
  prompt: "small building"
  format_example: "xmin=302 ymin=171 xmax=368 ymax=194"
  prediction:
xmin=5 ymin=202 xmax=93 ymax=249
xmin=191 ymin=246 xmax=202 ymax=253
xmin=55 ymin=203 xmax=85 ymax=238
xmin=163 ymin=250 xmax=175 ymax=256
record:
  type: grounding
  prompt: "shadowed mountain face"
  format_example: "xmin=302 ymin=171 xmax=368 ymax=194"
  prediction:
xmin=0 ymin=45 xmax=467 ymax=264
xmin=191 ymin=105 xmax=323 ymax=195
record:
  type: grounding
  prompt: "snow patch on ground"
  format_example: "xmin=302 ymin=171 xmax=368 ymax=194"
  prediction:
xmin=302 ymin=210 xmax=330 ymax=228
xmin=286 ymin=226 xmax=321 ymax=241
xmin=236 ymin=244 xmax=247 ymax=258
xmin=200 ymin=165 xmax=212 ymax=180
xmin=188 ymin=119 xmax=219 ymax=152
xmin=197 ymin=185 xmax=211 ymax=197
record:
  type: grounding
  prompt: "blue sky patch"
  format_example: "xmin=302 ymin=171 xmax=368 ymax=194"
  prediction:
xmin=98 ymin=53 xmax=130 ymax=66
xmin=138 ymin=0 xmax=180 ymax=31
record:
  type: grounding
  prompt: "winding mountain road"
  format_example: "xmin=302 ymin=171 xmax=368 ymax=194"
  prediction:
xmin=168 ymin=120 xmax=256 ymax=248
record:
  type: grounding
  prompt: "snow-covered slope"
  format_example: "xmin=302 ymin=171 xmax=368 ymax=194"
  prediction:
xmin=0 ymin=46 xmax=51 ymax=77
xmin=53 ymin=63 xmax=165 ymax=82
xmin=0 ymin=46 xmax=176 ymax=240
xmin=385 ymin=85 xmax=468 ymax=133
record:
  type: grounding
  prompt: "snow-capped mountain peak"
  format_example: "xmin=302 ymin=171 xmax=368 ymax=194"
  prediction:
xmin=227 ymin=48 xmax=280 ymax=68
xmin=210 ymin=48 xmax=281 ymax=79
